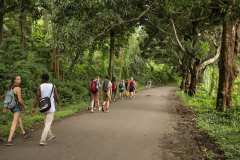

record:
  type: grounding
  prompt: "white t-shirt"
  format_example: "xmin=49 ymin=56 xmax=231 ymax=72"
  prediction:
xmin=108 ymin=81 xmax=112 ymax=93
xmin=40 ymin=83 xmax=56 ymax=113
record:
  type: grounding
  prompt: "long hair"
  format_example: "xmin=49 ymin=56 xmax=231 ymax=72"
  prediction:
xmin=8 ymin=75 xmax=20 ymax=90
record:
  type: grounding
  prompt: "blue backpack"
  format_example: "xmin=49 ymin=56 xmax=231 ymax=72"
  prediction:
xmin=4 ymin=89 xmax=17 ymax=109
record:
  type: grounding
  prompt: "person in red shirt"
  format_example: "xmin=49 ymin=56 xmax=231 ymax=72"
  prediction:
xmin=128 ymin=77 xmax=136 ymax=99
xmin=89 ymin=76 xmax=100 ymax=112
xmin=111 ymin=78 xmax=117 ymax=102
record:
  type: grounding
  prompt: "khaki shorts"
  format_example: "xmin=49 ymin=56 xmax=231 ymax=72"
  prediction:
xmin=103 ymin=92 xmax=111 ymax=101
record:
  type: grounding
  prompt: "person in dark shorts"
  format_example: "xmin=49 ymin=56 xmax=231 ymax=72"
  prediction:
xmin=125 ymin=80 xmax=129 ymax=98
xmin=3 ymin=75 xmax=29 ymax=146
xmin=118 ymin=80 xmax=125 ymax=100
xmin=128 ymin=77 xmax=136 ymax=99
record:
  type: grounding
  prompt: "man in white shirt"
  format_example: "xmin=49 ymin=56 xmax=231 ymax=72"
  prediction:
xmin=33 ymin=73 xmax=59 ymax=146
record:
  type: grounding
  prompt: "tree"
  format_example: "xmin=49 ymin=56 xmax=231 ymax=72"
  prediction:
xmin=216 ymin=0 xmax=240 ymax=111
xmin=0 ymin=0 xmax=4 ymax=44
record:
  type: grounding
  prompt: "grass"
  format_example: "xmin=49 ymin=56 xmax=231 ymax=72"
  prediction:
xmin=177 ymin=89 xmax=240 ymax=160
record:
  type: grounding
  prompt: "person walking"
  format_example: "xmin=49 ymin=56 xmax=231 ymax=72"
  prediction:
xmin=96 ymin=76 xmax=101 ymax=111
xmin=129 ymin=77 xmax=136 ymax=99
xmin=118 ymin=80 xmax=125 ymax=100
xmin=88 ymin=79 xmax=94 ymax=111
xmin=32 ymin=73 xmax=59 ymax=146
xmin=102 ymin=76 xmax=112 ymax=112
xmin=125 ymin=80 xmax=129 ymax=99
xmin=111 ymin=78 xmax=117 ymax=102
xmin=3 ymin=75 xmax=29 ymax=146
xmin=89 ymin=76 xmax=101 ymax=112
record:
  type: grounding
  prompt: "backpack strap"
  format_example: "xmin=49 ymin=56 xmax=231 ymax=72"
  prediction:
xmin=49 ymin=84 xmax=54 ymax=98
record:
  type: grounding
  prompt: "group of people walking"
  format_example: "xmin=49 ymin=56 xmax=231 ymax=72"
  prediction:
xmin=89 ymin=76 xmax=137 ymax=113
xmin=2 ymin=73 xmax=59 ymax=146
xmin=1 ymin=74 xmax=137 ymax=147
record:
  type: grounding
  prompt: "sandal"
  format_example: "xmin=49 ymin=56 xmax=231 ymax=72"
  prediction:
xmin=23 ymin=132 xmax=31 ymax=139
xmin=5 ymin=141 xmax=14 ymax=146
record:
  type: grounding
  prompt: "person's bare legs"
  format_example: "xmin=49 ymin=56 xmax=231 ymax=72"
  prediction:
xmin=130 ymin=92 xmax=134 ymax=99
xmin=7 ymin=112 xmax=20 ymax=143
xmin=120 ymin=92 xmax=122 ymax=100
xmin=18 ymin=116 xmax=26 ymax=135
xmin=90 ymin=93 xmax=95 ymax=112
xmin=102 ymin=99 xmax=106 ymax=111
xmin=95 ymin=93 xmax=101 ymax=111
xmin=106 ymin=94 xmax=110 ymax=112
xmin=106 ymin=100 xmax=110 ymax=112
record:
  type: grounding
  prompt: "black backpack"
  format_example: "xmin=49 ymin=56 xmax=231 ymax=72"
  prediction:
xmin=39 ymin=84 xmax=54 ymax=113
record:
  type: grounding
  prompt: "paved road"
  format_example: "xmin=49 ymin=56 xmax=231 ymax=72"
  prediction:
xmin=0 ymin=87 xmax=181 ymax=160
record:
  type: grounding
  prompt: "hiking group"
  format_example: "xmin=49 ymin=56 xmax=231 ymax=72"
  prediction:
xmin=88 ymin=76 xmax=137 ymax=113
xmin=1 ymin=74 xmax=137 ymax=147
xmin=2 ymin=73 xmax=59 ymax=146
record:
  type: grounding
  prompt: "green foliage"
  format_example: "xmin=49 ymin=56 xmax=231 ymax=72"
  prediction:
xmin=178 ymin=84 xmax=240 ymax=160
xmin=1 ymin=2 xmax=239 ymax=159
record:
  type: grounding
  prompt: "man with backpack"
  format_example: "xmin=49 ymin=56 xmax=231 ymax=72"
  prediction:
xmin=102 ymin=76 xmax=112 ymax=112
xmin=89 ymin=76 xmax=101 ymax=112
xmin=32 ymin=73 xmax=59 ymax=146
xmin=118 ymin=80 xmax=125 ymax=100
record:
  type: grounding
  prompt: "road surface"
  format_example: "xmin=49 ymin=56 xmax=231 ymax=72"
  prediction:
xmin=0 ymin=87 xmax=197 ymax=160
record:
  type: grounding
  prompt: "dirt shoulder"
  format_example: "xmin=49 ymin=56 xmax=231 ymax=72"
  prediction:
xmin=160 ymin=91 xmax=225 ymax=160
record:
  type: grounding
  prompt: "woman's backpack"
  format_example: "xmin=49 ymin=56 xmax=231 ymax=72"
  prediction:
xmin=112 ymin=83 xmax=117 ymax=92
xmin=39 ymin=85 xmax=54 ymax=113
xmin=103 ymin=80 xmax=109 ymax=92
xmin=3 ymin=89 xmax=17 ymax=109
xmin=90 ymin=80 xmax=98 ymax=93
xmin=119 ymin=83 xmax=124 ymax=89
xmin=130 ymin=80 xmax=135 ymax=89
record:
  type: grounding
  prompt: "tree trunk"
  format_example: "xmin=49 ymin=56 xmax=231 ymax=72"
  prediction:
xmin=184 ymin=71 xmax=191 ymax=93
xmin=56 ymin=51 xmax=60 ymax=79
xmin=180 ymin=75 xmax=186 ymax=90
xmin=52 ymin=47 xmax=60 ymax=79
xmin=119 ymin=48 xmax=124 ymax=80
xmin=188 ymin=59 xmax=201 ymax=96
xmin=108 ymin=30 xmax=115 ymax=80
xmin=0 ymin=0 xmax=4 ymax=44
xmin=216 ymin=20 xmax=239 ymax=111
xmin=19 ymin=1 xmax=26 ymax=48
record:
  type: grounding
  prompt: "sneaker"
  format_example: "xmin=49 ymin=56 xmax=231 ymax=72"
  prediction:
xmin=98 ymin=107 xmax=102 ymax=111
xmin=90 ymin=109 xmax=94 ymax=113
xmin=47 ymin=135 xmax=56 ymax=142
xmin=39 ymin=141 xmax=48 ymax=146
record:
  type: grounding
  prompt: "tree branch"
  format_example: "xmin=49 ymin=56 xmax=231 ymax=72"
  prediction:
xmin=199 ymin=44 xmax=221 ymax=70
xmin=170 ymin=39 xmax=183 ymax=66
xmin=93 ymin=5 xmax=151 ymax=41
xmin=170 ymin=18 xmax=186 ymax=53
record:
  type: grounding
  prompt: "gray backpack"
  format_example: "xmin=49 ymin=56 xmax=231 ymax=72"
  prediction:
xmin=4 ymin=89 xmax=17 ymax=109
xmin=102 ymin=80 xmax=109 ymax=92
